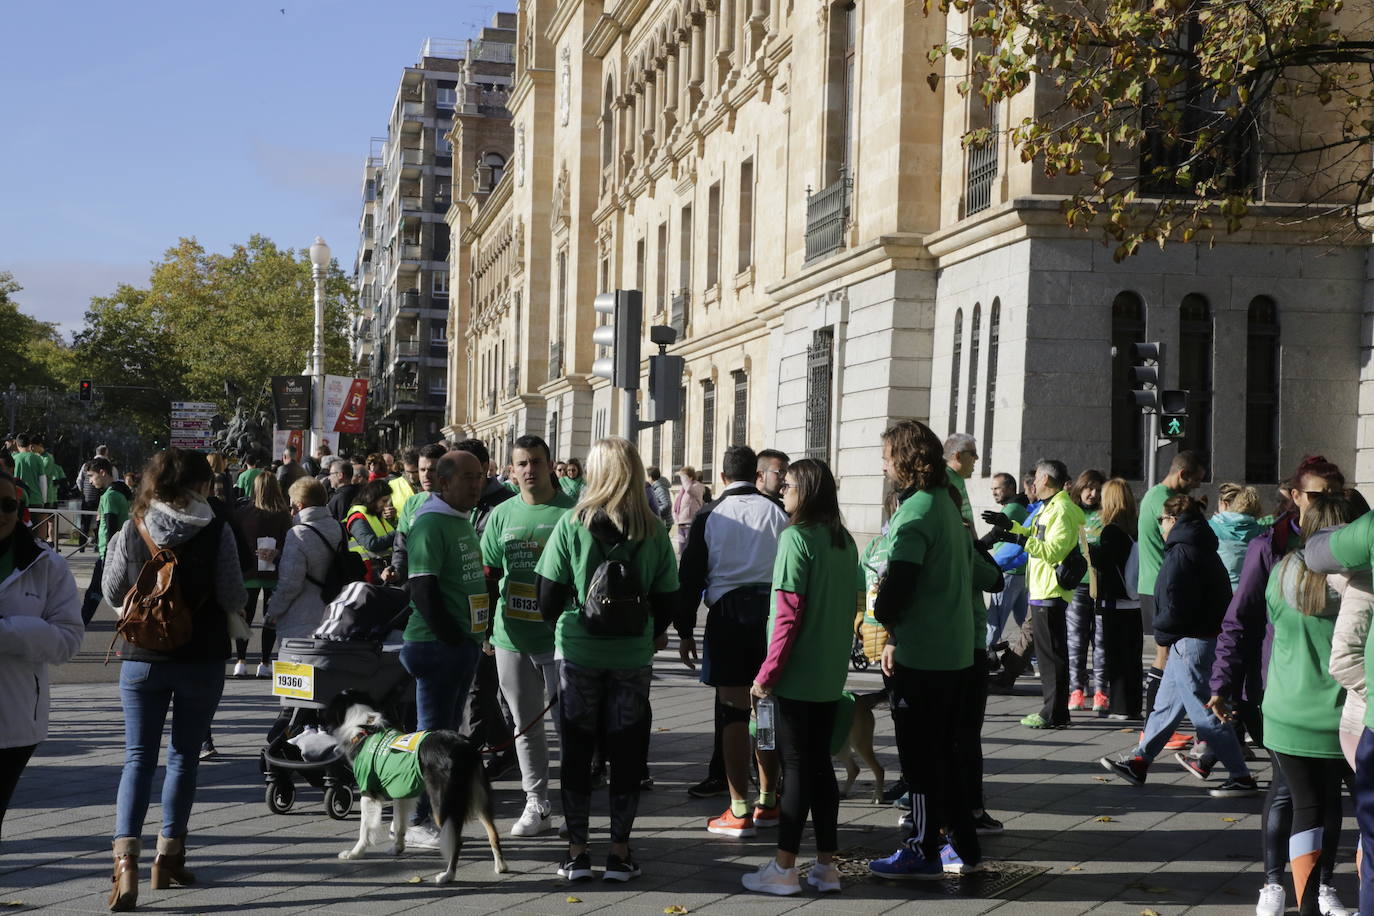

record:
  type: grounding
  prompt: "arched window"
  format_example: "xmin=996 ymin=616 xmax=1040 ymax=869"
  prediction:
xmin=948 ymin=308 xmax=963 ymax=437
xmin=1246 ymin=296 xmax=1280 ymax=482
xmin=1110 ymin=291 xmax=1146 ymax=479
xmin=485 ymin=152 xmax=506 ymax=188
xmin=981 ymin=299 xmax=1000 ymax=477
xmin=1179 ymin=293 xmax=1214 ymax=476
xmin=965 ymin=303 xmax=981 ymax=437
xmin=601 ymin=76 xmax=615 ymax=174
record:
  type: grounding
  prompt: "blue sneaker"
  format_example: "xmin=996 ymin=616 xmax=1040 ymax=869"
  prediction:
xmin=939 ymin=842 xmax=984 ymax=875
xmin=868 ymin=844 xmax=944 ymax=881
xmin=890 ymin=791 xmax=912 ymax=809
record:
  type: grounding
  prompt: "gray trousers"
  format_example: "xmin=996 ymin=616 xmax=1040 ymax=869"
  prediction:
xmin=494 ymin=646 xmax=560 ymax=802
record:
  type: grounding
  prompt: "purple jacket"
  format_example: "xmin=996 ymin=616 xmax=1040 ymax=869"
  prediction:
xmin=1208 ymin=511 xmax=1299 ymax=699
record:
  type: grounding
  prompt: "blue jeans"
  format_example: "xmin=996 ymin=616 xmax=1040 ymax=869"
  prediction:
xmin=400 ymin=638 xmax=480 ymax=826
xmin=1354 ymin=728 xmax=1374 ymax=913
xmin=114 ymin=660 xmax=225 ymax=840
xmin=1134 ymin=637 xmax=1249 ymax=778
xmin=986 ymin=573 xmax=1027 ymax=648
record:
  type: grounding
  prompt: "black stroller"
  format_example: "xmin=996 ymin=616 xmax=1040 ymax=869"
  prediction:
xmin=260 ymin=583 xmax=413 ymax=819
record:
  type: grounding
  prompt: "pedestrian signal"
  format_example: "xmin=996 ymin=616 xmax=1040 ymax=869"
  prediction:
xmin=79 ymin=379 xmax=93 ymax=401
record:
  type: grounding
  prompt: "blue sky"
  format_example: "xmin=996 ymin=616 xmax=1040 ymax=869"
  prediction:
xmin=0 ymin=0 xmax=500 ymax=337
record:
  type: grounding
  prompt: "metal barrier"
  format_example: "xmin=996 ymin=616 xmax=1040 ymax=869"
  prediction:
xmin=32 ymin=507 xmax=99 ymax=558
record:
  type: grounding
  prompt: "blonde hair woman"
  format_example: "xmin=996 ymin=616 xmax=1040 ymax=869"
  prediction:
xmin=533 ymin=437 xmax=680 ymax=883
xmin=1089 ymin=479 xmax=1142 ymax=719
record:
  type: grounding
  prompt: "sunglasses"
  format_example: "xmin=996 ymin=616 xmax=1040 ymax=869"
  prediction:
xmin=0 ymin=497 xmax=19 ymax=514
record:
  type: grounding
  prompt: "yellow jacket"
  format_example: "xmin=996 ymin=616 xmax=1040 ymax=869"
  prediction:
xmin=1010 ymin=489 xmax=1085 ymax=602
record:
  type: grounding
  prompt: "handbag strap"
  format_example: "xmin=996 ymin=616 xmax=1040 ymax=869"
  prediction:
xmin=134 ymin=515 xmax=167 ymax=559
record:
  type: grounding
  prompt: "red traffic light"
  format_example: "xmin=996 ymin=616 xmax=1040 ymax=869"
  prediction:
xmin=79 ymin=379 xmax=93 ymax=401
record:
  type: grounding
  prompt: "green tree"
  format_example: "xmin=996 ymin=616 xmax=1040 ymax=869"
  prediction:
xmin=0 ymin=272 xmax=76 ymax=391
xmin=929 ymin=0 xmax=1373 ymax=258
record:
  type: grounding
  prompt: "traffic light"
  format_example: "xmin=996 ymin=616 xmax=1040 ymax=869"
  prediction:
xmin=1159 ymin=389 xmax=1189 ymax=440
xmin=79 ymin=379 xmax=93 ymax=402
xmin=592 ymin=290 xmax=643 ymax=389
xmin=643 ymin=325 xmax=684 ymax=423
xmin=1130 ymin=342 xmax=1162 ymax=411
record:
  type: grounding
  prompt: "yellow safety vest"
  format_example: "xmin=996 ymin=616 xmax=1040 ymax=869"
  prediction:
xmin=388 ymin=477 xmax=416 ymax=513
xmin=346 ymin=505 xmax=395 ymax=559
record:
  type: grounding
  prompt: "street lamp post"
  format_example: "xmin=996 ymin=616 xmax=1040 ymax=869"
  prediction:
xmin=308 ymin=236 xmax=331 ymax=457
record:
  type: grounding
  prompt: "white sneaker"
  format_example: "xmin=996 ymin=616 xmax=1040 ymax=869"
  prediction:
xmin=256 ymin=663 xmax=272 ymax=679
xmin=898 ymin=810 xmax=914 ymax=830
xmin=232 ymin=660 xmax=247 ymax=678
xmin=1319 ymin=884 xmax=1355 ymax=916
xmin=741 ymin=860 xmax=802 ymax=896
xmin=511 ymin=798 xmax=553 ymax=837
xmin=404 ymin=823 xmax=441 ymax=849
xmin=807 ymin=861 xmax=842 ymax=893
xmin=1255 ymin=883 xmax=1285 ymax=916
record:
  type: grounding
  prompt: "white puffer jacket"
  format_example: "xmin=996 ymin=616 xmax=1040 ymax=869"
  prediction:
xmin=1328 ymin=570 xmax=1374 ymax=736
xmin=0 ymin=525 xmax=84 ymax=748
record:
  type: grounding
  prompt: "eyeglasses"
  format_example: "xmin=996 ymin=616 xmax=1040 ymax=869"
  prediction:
xmin=0 ymin=498 xmax=18 ymax=514
xmin=778 ymin=483 xmax=793 ymax=493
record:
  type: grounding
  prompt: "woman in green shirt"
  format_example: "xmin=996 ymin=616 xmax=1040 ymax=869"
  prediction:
xmin=1263 ymin=493 xmax=1356 ymax=916
xmin=741 ymin=459 xmax=859 ymax=896
xmin=534 ymin=437 xmax=679 ymax=884
xmin=1067 ymin=469 xmax=1105 ymax=712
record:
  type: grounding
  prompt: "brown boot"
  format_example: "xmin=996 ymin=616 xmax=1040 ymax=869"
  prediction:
xmin=150 ymin=834 xmax=195 ymax=889
xmin=108 ymin=837 xmax=139 ymax=912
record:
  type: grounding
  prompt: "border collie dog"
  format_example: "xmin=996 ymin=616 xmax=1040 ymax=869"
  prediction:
xmin=324 ymin=690 xmax=508 ymax=884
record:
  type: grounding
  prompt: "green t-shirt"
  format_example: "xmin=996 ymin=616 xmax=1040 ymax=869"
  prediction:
xmin=768 ymin=524 xmax=862 ymax=702
xmin=398 ymin=490 xmax=434 ymax=534
xmin=353 ymin=729 xmax=429 ymax=798
xmin=481 ymin=489 xmax=577 ymax=655
xmin=884 ymin=488 xmax=973 ymax=671
xmin=11 ymin=451 xmax=46 ymax=505
xmin=45 ymin=455 xmax=65 ymax=502
xmin=402 ymin=505 xmax=489 ymax=642
xmin=1322 ymin=513 xmax=1374 ymax=727
xmin=1137 ymin=484 xmax=1180 ymax=596
xmin=1261 ymin=554 xmax=1345 ymax=758
xmin=236 ymin=467 xmax=265 ymax=498
xmin=559 ymin=476 xmax=586 ymax=499
xmin=533 ymin=514 xmax=679 ymax=669
xmin=97 ymin=486 xmax=131 ymax=557
xmin=946 ymin=467 xmax=974 ymax=527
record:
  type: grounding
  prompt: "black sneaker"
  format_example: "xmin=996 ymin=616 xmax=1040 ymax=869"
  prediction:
xmin=973 ymin=811 xmax=1004 ymax=835
xmin=558 ymin=851 xmax=593 ymax=881
xmin=688 ymin=776 xmax=727 ymax=798
xmin=1210 ymin=776 xmax=1261 ymax=798
xmin=881 ymin=778 xmax=910 ymax=804
xmin=639 ymin=775 xmax=655 ymax=791
xmin=1174 ymin=751 xmax=1211 ymax=781
xmin=603 ymin=852 xmax=641 ymax=882
xmin=1099 ymin=755 xmax=1147 ymax=786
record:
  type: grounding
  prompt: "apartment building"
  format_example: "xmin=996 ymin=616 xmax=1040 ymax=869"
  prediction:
xmin=444 ymin=0 xmax=1371 ymax=539
xmin=351 ymin=39 xmax=465 ymax=450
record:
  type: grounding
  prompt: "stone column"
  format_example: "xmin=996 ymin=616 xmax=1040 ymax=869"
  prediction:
xmin=665 ymin=47 xmax=679 ymax=114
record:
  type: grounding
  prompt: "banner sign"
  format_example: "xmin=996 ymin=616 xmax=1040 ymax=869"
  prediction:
xmin=271 ymin=376 xmax=313 ymax=430
xmin=330 ymin=376 xmax=368 ymax=434
xmin=169 ymin=401 xmax=216 ymax=452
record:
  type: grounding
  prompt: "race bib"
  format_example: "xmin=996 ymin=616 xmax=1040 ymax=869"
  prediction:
xmin=468 ymin=593 xmax=490 ymax=632
xmin=507 ymin=581 xmax=542 ymax=621
xmin=387 ymin=731 xmax=427 ymax=753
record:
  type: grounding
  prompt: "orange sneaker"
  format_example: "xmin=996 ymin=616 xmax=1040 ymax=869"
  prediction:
xmin=1068 ymin=689 xmax=1087 ymax=711
xmin=1092 ymin=691 xmax=1109 ymax=712
xmin=752 ymin=804 xmax=780 ymax=829
xmin=707 ymin=808 xmax=756 ymax=837
xmin=1164 ymin=732 xmax=1193 ymax=751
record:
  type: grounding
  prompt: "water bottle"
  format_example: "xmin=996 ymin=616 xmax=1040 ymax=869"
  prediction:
xmin=755 ymin=696 xmax=776 ymax=751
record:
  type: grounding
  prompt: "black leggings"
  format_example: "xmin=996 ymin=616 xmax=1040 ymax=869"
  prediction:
xmin=1263 ymin=754 xmax=1339 ymax=887
xmin=956 ymin=653 xmax=988 ymax=811
xmin=1272 ymin=753 xmax=1347 ymax=915
xmin=237 ymin=588 xmax=276 ymax=664
xmin=0 ymin=744 xmax=37 ymax=840
xmin=775 ymin=696 xmax=839 ymax=855
xmin=558 ymin=661 xmax=652 ymax=847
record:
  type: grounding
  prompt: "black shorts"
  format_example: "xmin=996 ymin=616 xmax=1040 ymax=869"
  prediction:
xmin=702 ymin=585 xmax=770 ymax=688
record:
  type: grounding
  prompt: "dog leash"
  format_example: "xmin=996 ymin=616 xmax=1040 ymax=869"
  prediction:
xmin=480 ymin=695 xmax=558 ymax=756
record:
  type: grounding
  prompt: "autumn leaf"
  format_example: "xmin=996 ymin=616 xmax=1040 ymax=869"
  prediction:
xmin=1095 ymin=815 xmax=1114 ymax=822
xmin=567 ymin=896 xmax=583 ymax=903
xmin=664 ymin=907 xmax=690 ymax=915
xmin=408 ymin=876 xmax=423 ymax=884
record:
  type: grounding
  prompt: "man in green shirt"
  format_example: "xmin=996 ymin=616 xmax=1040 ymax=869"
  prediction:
xmin=398 ymin=448 xmax=492 ymax=847
xmin=481 ymin=435 xmax=575 ymax=837
xmin=384 ymin=443 xmax=446 ymax=582
xmin=11 ymin=434 xmax=51 ymax=541
xmin=235 ymin=452 xmax=269 ymax=501
xmin=79 ymin=457 xmax=128 ymax=624
xmin=1136 ymin=451 xmax=1205 ymax=719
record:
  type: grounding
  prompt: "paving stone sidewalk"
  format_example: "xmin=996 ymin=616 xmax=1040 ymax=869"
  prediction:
xmin=1 ymin=555 xmax=1356 ymax=914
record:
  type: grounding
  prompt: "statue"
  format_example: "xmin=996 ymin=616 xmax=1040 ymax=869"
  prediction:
xmin=213 ymin=396 xmax=270 ymax=460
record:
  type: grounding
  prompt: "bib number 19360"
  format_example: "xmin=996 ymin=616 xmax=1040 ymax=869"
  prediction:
xmin=272 ymin=661 xmax=314 ymax=700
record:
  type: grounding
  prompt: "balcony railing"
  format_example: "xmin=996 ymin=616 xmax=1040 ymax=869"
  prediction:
xmin=400 ymin=244 xmax=423 ymax=261
xmin=401 ymin=148 xmax=423 ymax=166
xmin=470 ymin=39 xmax=516 ymax=63
xmin=402 ymin=101 xmax=424 ymax=121
xmin=397 ymin=339 xmax=420 ymax=358
xmin=804 ymin=174 xmax=851 ymax=263
xmin=400 ymin=290 xmax=421 ymax=312
xmin=401 ymin=195 xmax=423 ymax=212
xmin=548 ymin=341 xmax=564 ymax=382
xmin=670 ymin=291 xmax=689 ymax=337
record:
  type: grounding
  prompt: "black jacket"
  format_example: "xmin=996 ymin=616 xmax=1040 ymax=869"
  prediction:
xmin=1151 ymin=510 xmax=1233 ymax=645
xmin=1089 ymin=522 xmax=1136 ymax=603
xmin=327 ymin=483 xmax=362 ymax=522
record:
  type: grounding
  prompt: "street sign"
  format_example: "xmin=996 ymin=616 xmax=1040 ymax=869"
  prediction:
xmin=170 ymin=400 xmax=217 ymax=452
xmin=171 ymin=401 xmax=217 ymax=411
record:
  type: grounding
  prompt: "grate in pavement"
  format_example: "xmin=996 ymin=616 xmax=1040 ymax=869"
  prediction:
xmin=799 ymin=846 xmax=1049 ymax=896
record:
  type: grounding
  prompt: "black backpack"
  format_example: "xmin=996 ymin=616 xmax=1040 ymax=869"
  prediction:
xmin=580 ymin=536 xmax=649 ymax=637
xmin=301 ymin=521 xmax=367 ymax=602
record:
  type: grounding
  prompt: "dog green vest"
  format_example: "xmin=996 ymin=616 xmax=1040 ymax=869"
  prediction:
xmin=353 ymin=729 xmax=429 ymax=799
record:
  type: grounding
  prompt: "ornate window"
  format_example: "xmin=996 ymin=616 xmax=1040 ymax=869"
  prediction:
xmin=701 ymin=380 xmax=716 ymax=479
xmin=806 ymin=328 xmax=835 ymax=460
xmin=731 ymin=370 xmax=748 ymax=446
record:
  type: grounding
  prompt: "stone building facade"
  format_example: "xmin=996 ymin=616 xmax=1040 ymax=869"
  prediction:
xmin=437 ymin=1 xmax=1371 ymax=541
